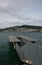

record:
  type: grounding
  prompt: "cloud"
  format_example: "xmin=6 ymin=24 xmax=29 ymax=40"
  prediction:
xmin=0 ymin=0 xmax=42 ymax=28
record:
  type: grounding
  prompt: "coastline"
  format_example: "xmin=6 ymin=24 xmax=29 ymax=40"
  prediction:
xmin=0 ymin=25 xmax=42 ymax=32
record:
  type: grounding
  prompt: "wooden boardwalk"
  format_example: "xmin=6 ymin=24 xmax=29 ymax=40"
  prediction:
xmin=17 ymin=36 xmax=38 ymax=42
xmin=9 ymin=36 xmax=21 ymax=43
xmin=9 ymin=35 xmax=35 ymax=65
xmin=9 ymin=36 xmax=21 ymax=49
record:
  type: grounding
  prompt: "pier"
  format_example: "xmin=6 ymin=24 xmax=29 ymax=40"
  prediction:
xmin=9 ymin=35 xmax=42 ymax=65
xmin=9 ymin=36 xmax=21 ymax=49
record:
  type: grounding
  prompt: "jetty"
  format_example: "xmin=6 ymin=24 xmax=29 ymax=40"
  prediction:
xmin=9 ymin=36 xmax=21 ymax=49
xmin=9 ymin=35 xmax=42 ymax=65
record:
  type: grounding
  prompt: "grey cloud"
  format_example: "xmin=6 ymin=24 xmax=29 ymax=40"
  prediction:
xmin=0 ymin=0 xmax=42 ymax=28
xmin=0 ymin=0 xmax=42 ymax=15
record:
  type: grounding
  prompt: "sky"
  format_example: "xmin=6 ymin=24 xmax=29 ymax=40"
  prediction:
xmin=0 ymin=0 xmax=42 ymax=28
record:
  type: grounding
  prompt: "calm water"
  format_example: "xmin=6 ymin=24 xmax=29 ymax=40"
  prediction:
xmin=0 ymin=32 xmax=42 ymax=65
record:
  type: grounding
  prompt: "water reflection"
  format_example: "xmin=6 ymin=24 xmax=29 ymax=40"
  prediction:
xmin=8 ymin=43 xmax=20 ymax=65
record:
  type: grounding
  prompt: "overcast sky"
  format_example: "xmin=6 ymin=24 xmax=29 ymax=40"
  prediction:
xmin=0 ymin=0 xmax=42 ymax=28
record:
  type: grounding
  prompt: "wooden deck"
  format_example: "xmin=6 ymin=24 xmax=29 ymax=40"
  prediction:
xmin=9 ymin=36 xmax=21 ymax=49
xmin=9 ymin=36 xmax=21 ymax=43
xmin=9 ymin=35 xmax=35 ymax=65
xmin=17 ymin=36 xmax=38 ymax=42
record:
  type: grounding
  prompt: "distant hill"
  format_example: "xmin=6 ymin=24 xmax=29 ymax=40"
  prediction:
xmin=3 ymin=25 xmax=42 ymax=29
xmin=0 ymin=25 xmax=42 ymax=32
xmin=17 ymin=25 xmax=42 ymax=29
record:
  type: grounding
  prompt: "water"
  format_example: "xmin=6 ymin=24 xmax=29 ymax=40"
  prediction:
xmin=0 ymin=32 xmax=42 ymax=65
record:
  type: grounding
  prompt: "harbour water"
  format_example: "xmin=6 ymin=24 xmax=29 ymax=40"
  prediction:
xmin=0 ymin=32 xmax=42 ymax=65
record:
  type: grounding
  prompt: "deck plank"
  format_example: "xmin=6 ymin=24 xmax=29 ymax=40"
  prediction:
xmin=9 ymin=36 xmax=21 ymax=43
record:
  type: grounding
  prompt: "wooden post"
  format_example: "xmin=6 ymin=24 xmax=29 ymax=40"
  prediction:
xmin=13 ymin=42 xmax=16 ymax=49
